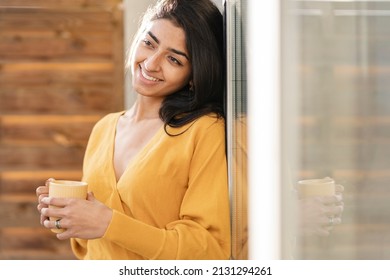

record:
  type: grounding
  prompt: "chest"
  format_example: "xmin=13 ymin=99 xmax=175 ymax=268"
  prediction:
xmin=113 ymin=118 xmax=163 ymax=180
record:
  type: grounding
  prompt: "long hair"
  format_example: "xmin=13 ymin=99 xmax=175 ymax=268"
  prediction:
xmin=128 ymin=0 xmax=225 ymax=130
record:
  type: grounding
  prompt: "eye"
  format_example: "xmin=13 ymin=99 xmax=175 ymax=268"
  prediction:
xmin=168 ymin=56 xmax=182 ymax=66
xmin=142 ymin=39 xmax=153 ymax=48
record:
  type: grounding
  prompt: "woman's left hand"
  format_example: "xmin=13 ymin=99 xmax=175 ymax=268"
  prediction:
xmin=40 ymin=192 xmax=113 ymax=240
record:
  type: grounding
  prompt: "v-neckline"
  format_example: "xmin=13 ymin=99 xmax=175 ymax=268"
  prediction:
xmin=111 ymin=112 xmax=164 ymax=184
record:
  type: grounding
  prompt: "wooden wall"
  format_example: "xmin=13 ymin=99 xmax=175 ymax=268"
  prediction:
xmin=0 ymin=0 xmax=124 ymax=259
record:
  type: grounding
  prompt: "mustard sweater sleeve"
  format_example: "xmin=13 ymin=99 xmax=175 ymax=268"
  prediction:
xmin=103 ymin=118 xmax=231 ymax=259
xmin=70 ymin=238 xmax=88 ymax=259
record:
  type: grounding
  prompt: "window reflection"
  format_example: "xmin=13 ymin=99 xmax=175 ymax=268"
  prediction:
xmin=283 ymin=0 xmax=390 ymax=259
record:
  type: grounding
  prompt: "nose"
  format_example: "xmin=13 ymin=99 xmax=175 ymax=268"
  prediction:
xmin=144 ymin=52 xmax=162 ymax=72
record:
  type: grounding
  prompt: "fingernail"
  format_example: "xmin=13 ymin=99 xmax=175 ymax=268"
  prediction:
xmin=41 ymin=197 xmax=49 ymax=204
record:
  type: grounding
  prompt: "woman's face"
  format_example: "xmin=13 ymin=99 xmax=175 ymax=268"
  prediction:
xmin=131 ymin=19 xmax=192 ymax=98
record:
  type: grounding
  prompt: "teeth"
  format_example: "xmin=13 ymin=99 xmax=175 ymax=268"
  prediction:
xmin=141 ymin=68 xmax=160 ymax=82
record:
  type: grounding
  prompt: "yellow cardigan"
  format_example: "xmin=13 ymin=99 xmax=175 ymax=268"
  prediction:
xmin=71 ymin=111 xmax=231 ymax=259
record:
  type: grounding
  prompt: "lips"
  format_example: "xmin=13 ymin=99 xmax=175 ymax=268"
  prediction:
xmin=139 ymin=65 xmax=162 ymax=82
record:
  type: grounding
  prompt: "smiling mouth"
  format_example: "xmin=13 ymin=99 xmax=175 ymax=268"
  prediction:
xmin=140 ymin=65 xmax=161 ymax=82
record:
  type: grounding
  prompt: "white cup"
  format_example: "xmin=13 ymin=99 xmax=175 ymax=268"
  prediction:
xmin=296 ymin=177 xmax=335 ymax=198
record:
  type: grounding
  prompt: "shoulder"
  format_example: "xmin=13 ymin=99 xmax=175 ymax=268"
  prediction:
xmin=87 ymin=111 xmax=124 ymax=141
xmin=180 ymin=115 xmax=225 ymax=140
xmin=194 ymin=114 xmax=225 ymax=128
xmin=191 ymin=115 xmax=225 ymax=136
xmin=92 ymin=111 xmax=124 ymax=131
xmin=166 ymin=114 xmax=225 ymax=136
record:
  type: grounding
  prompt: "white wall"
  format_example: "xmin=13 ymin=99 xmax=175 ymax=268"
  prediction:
xmin=124 ymin=0 xmax=157 ymax=108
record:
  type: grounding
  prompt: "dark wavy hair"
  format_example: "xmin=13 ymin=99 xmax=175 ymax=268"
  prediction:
xmin=129 ymin=0 xmax=225 ymax=130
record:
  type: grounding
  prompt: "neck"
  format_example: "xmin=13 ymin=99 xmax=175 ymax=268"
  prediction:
xmin=125 ymin=97 xmax=163 ymax=122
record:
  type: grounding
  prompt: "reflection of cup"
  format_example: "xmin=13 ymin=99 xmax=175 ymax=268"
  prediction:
xmin=296 ymin=177 xmax=335 ymax=198
xmin=48 ymin=180 xmax=88 ymax=233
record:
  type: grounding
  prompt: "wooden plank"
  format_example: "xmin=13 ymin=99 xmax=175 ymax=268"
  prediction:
xmin=0 ymin=8 xmax=123 ymax=60
xmin=1 ymin=170 xmax=83 ymax=180
xmin=0 ymin=37 xmax=113 ymax=60
xmin=0 ymin=0 xmax=122 ymax=11
xmin=0 ymin=85 xmax=121 ymax=114
xmin=0 ymin=195 xmax=40 ymax=228
xmin=111 ymin=1 xmax=124 ymax=114
xmin=0 ymin=115 xmax=100 ymax=146
xmin=0 ymin=11 xmax=115 ymax=32
xmin=0 ymin=250 xmax=75 ymax=260
xmin=0 ymin=227 xmax=75 ymax=260
xmin=0 ymin=146 xmax=85 ymax=169
xmin=0 ymin=170 xmax=83 ymax=194
xmin=1 ymin=114 xmax=101 ymax=124
xmin=0 ymin=62 xmax=114 ymax=84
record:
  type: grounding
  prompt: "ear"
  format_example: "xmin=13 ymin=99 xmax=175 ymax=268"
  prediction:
xmin=189 ymin=80 xmax=194 ymax=91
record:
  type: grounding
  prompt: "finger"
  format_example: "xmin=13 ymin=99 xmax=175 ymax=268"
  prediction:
xmin=320 ymin=195 xmax=340 ymax=204
xmin=43 ymin=217 xmax=66 ymax=231
xmin=37 ymin=198 xmax=51 ymax=211
xmin=323 ymin=204 xmax=344 ymax=216
xmin=38 ymin=193 xmax=49 ymax=204
xmin=40 ymin=215 xmax=49 ymax=225
xmin=45 ymin=178 xmax=55 ymax=187
xmin=36 ymin=186 xmax=49 ymax=197
xmin=320 ymin=215 xmax=341 ymax=227
xmin=41 ymin=207 xmax=65 ymax=220
xmin=335 ymin=204 xmax=344 ymax=216
xmin=335 ymin=193 xmax=343 ymax=202
xmin=332 ymin=217 xmax=342 ymax=225
xmin=41 ymin=196 xmax=69 ymax=207
xmin=56 ymin=230 xmax=71 ymax=241
xmin=335 ymin=201 xmax=344 ymax=209
xmin=37 ymin=193 xmax=49 ymax=214
xmin=37 ymin=203 xmax=45 ymax=212
xmin=323 ymin=216 xmax=342 ymax=227
xmin=335 ymin=184 xmax=344 ymax=193
xmin=334 ymin=205 xmax=344 ymax=216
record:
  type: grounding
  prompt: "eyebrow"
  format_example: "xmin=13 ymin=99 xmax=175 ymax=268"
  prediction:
xmin=147 ymin=31 xmax=189 ymax=61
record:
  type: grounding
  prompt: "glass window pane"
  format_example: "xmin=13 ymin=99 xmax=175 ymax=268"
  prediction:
xmin=282 ymin=0 xmax=390 ymax=259
xmin=226 ymin=0 xmax=249 ymax=260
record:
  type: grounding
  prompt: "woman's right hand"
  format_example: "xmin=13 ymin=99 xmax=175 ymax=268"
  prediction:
xmin=36 ymin=178 xmax=54 ymax=225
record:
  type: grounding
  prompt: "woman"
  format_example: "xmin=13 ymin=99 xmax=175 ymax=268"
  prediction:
xmin=36 ymin=0 xmax=230 ymax=260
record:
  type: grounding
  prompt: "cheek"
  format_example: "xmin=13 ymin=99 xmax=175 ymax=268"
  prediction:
xmin=165 ymin=66 xmax=191 ymax=87
xmin=167 ymin=73 xmax=190 ymax=89
xmin=131 ymin=44 xmax=144 ymax=66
